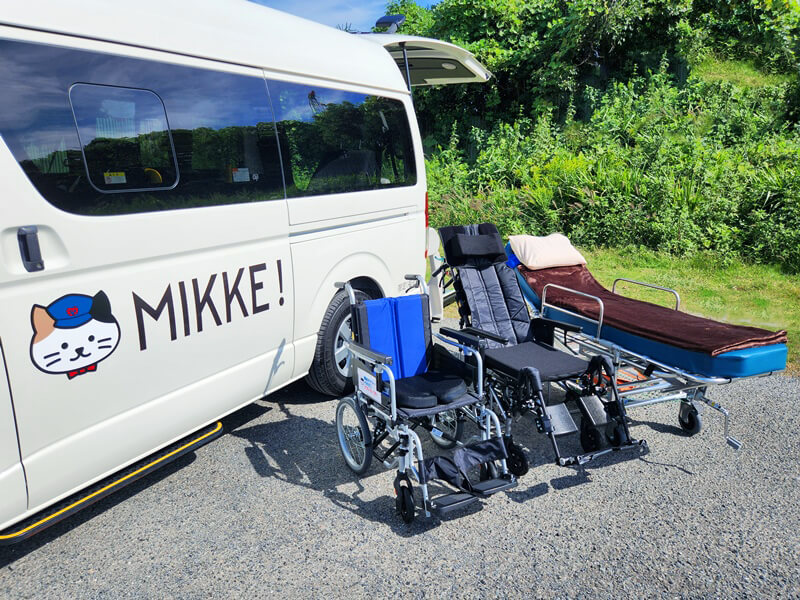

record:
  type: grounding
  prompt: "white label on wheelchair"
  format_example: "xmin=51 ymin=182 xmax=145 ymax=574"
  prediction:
xmin=357 ymin=368 xmax=380 ymax=402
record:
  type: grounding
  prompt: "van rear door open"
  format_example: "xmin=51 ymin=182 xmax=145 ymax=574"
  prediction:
xmin=361 ymin=34 xmax=492 ymax=87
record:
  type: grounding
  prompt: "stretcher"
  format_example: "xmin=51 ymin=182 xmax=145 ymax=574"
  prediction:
xmin=505 ymin=240 xmax=788 ymax=448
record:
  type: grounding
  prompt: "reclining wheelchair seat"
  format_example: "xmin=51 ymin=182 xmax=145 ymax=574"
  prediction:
xmin=334 ymin=276 xmax=516 ymax=523
xmin=438 ymin=224 xmax=647 ymax=467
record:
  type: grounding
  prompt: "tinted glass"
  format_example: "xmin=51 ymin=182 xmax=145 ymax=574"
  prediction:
xmin=69 ymin=84 xmax=178 ymax=192
xmin=0 ymin=39 xmax=283 ymax=215
xmin=268 ymin=80 xmax=416 ymax=197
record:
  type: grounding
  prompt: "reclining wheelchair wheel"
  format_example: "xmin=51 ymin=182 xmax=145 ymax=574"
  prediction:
xmin=429 ymin=410 xmax=464 ymax=449
xmin=506 ymin=440 xmax=529 ymax=477
xmin=336 ymin=396 xmax=373 ymax=475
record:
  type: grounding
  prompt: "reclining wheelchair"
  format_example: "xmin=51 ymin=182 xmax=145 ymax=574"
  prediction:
xmin=437 ymin=224 xmax=648 ymax=468
xmin=334 ymin=276 xmax=517 ymax=523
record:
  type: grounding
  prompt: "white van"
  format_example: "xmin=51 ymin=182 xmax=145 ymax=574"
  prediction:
xmin=0 ymin=1 xmax=490 ymax=541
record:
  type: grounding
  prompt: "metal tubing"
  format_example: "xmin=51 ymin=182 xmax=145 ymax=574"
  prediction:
xmin=542 ymin=283 xmax=605 ymax=338
xmin=612 ymin=278 xmax=681 ymax=310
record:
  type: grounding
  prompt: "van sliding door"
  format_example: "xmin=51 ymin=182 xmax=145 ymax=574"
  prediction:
xmin=0 ymin=36 xmax=293 ymax=514
xmin=0 ymin=340 xmax=27 ymax=530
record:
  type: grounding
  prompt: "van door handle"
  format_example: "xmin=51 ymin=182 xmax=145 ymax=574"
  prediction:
xmin=17 ymin=226 xmax=44 ymax=272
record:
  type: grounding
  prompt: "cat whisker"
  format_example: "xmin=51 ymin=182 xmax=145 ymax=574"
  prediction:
xmin=97 ymin=345 xmax=113 ymax=349
xmin=97 ymin=337 xmax=113 ymax=343
xmin=43 ymin=352 xmax=60 ymax=359
xmin=45 ymin=358 xmax=62 ymax=367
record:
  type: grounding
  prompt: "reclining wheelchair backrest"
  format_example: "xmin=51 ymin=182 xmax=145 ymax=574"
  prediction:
xmin=439 ymin=223 xmax=532 ymax=349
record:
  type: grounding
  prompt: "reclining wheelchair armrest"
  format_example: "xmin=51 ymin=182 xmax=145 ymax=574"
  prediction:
xmin=348 ymin=341 xmax=393 ymax=366
xmin=462 ymin=327 xmax=509 ymax=345
xmin=438 ymin=327 xmax=483 ymax=349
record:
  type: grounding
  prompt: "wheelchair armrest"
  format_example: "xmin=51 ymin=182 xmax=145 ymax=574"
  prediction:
xmin=463 ymin=326 xmax=509 ymax=345
xmin=438 ymin=327 xmax=482 ymax=349
xmin=532 ymin=317 xmax=582 ymax=334
xmin=348 ymin=341 xmax=393 ymax=366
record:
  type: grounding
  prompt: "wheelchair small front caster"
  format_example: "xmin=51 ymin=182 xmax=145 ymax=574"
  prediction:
xmin=396 ymin=485 xmax=415 ymax=524
xmin=506 ymin=441 xmax=529 ymax=477
xmin=678 ymin=403 xmax=702 ymax=436
xmin=606 ymin=422 xmax=627 ymax=447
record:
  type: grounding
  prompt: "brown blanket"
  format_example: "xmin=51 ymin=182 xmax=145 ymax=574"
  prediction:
xmin=520 ymin=264 xmax=787 ymax=356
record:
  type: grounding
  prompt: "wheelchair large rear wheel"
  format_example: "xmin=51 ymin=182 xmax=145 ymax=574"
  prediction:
xmin=336 ymin=396 xmax=372 ymax=475
xmin=429 ymin=410 xmax=464 ymax=449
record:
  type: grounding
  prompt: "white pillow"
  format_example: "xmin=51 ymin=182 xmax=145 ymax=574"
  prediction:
xmin=509 ymin=233 xmax=586 ymax=270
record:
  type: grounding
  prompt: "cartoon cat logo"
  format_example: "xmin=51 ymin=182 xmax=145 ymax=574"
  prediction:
xmin=30 ymin=291 xmax=121 ymax=379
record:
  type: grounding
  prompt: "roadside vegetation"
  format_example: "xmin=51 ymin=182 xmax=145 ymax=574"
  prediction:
xmin=388 ymin=0 xmax=800 ymax=275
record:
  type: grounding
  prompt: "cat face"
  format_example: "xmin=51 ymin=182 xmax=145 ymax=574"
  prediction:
xmin=30 ymin=291 xmax=121 ymax=378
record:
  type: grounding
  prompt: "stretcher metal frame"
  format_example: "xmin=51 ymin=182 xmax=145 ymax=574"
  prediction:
xmin=535 ymin=278 xmax=764 ymax=450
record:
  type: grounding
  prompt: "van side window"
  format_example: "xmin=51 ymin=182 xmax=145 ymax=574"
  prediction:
xmin=0 ymin=39 xmax=284 ymax=215
xmin=268 ymin=81 xmax=416 ymax=196
xmin=69 ymin=84 xmax=179 ymax=193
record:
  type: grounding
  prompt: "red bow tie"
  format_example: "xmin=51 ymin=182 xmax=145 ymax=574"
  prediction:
xmin=67 ymin=364 xmax=97 ymax=379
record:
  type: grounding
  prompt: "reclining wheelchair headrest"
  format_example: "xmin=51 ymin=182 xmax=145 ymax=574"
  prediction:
xmin=439 ymin=223 xmax=507 ymax=267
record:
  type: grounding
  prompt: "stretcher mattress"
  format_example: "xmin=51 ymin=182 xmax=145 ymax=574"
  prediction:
xmin=508 ymin=250 xmax=787 ymax=378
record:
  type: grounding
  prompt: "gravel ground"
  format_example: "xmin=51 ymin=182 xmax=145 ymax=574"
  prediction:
xmin=1 ymin=333 xmax=799 ymax=598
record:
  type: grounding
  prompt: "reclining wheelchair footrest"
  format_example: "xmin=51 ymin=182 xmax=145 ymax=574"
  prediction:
xmin=544 ymin=403 xmax=578 ymax=435
xmin=577 ymin=395 xmax=610 ymax=427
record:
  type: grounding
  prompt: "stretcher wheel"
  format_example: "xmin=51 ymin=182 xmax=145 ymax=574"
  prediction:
xmin=396 ymin=483 xmax=415 ymax=524
xmin=336 ymin=396 xmax=373 ymax=475
xmin=429 ymin=410 xmax=464 ymax=449
xmin=678 ymin=404 xmax=702 ymax=436
xmin=506 ymin=442 xmax=529 ymax=477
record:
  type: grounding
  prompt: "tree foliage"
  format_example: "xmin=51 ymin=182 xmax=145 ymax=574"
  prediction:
xmin=390 ymin=0 xmax=800 ymax=272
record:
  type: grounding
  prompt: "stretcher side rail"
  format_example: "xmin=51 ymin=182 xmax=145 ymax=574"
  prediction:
xmin=611 ymin=278 xmax=681 ymax=310
xmin=541 ymin=283 xmax=605 ymax=339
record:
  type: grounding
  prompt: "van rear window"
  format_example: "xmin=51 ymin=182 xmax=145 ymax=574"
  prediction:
xmin=269 ymin=81 xmax=416 ymax=197
xmin=69 ymin=84 xmax=179 ymax=193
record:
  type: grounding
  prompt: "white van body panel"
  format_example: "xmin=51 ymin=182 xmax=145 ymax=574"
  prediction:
xmin=0 ymin=2 xmax=488 ymax=532
xmin=0 ymin=342 xmax=27 ymax=526
xmin=0 ymin=0 xmax=410 ymax=94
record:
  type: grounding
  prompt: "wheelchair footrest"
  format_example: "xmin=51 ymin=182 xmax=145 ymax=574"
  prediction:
xmin=471 ymin=476 xmax=517 ymax=497
xmin=545 ymin=403 xmax=578 ymax=435
xmin=577 ymin=395 xmax=609 ymax=427
xmin=429 ymin=492 xmax=479 ymax=517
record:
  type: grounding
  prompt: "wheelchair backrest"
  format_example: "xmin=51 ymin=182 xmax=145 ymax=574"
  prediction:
xmin=438 ymin=223 xmax=531 ymax=348
xmin=352 ymin=294 xmax=432 ymax=379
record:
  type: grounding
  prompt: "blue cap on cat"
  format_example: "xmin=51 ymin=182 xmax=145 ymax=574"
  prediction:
xmin=46 ymin=294 xmax=93 ymax=328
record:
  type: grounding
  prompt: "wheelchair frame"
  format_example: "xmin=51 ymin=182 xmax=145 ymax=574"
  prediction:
xmin=335 ymin=277 xmax=515 ymax=522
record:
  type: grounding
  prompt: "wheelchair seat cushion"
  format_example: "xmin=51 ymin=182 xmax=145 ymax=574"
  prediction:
xmin=393 ymin=370 xmax=468 ymax=408
xmin=484 ymin=341 xmax=589 ymax=381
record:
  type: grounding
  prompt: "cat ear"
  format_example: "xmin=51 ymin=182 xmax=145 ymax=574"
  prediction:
xmin=31 ymin=305 xmax=55 ymax=343
xmin=90 ymin=291 xmax=114 ymax=323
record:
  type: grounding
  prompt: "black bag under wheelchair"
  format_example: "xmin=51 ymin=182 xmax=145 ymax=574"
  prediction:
xmin=334 ymin=276 xmax=516 ymax=523
xmin=436 ymin=223 xmax=647 ymax=468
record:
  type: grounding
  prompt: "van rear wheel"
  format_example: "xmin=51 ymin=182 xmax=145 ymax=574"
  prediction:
xmin=306 ymin=288 xmax=368 ymax=396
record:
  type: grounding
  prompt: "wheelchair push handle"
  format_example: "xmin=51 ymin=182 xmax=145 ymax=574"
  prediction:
xmin=334 ymin=281 xmax=357 ymax=305
xmin=404 ymin=274 xmax=429 ymax=296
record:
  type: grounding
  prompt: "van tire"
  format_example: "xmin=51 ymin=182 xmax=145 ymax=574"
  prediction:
xmin=306 ymin=289 xmax=368 ymax=396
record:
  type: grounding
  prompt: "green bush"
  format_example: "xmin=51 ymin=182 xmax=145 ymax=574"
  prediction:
xmin=427 ymin=68 xmax=800 ymax=273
